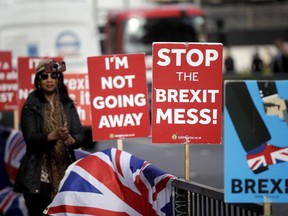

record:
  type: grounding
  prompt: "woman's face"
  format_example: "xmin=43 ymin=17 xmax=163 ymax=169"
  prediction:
xmin=39 ymin=72 xmax=59 ymax=94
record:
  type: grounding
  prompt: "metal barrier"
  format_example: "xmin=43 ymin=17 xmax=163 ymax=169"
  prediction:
xmin=172 ymin=178 xmax=266 ymax=216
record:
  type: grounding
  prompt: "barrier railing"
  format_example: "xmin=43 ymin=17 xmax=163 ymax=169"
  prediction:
xmin=172 ymin=178 xmax=267 ymax=216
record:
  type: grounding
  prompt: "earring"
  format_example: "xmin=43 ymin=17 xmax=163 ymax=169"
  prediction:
xmin=38 ymin=82 xmax=41 ymax=89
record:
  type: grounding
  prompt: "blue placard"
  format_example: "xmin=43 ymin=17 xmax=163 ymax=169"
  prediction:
xmin=224 ymin=80 xmax=288 ymax=203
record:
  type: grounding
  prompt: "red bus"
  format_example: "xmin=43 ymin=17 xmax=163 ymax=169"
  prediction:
xmin=104 ymin=4 xmax=207 ymax=56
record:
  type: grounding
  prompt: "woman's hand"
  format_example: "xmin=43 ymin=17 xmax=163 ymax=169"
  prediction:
xmin=64 ymin=134 xmax=75 ymax=146
xmin=58 ymin=126 xmax=69 ymax=140
xmin=48 ymin=126 xmax=69 ymax=141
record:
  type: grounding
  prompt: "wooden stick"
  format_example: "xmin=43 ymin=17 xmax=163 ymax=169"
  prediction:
xmin=117 ymin=139 xmax=123 ymax=151
xmin=13 ymin=110 xmax=19 ymax=130
xmin=185 ymin=143 xmax=190 ymax=180
xmin=264 ymin=197 xmax=271 ymax=216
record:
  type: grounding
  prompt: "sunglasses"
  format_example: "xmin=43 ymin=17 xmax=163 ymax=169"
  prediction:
xmin=39 ymin=72 xmax=60 ymax=80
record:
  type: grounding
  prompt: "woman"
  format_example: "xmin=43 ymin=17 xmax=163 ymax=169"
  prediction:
xmin=14 ymin=59 xmax=85 ymax=216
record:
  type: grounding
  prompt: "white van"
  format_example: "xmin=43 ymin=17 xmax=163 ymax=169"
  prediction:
xmin=0 ymin=0 xmax=100 ymax=73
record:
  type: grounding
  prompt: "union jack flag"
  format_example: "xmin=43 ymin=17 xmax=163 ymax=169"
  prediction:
xmin=45 ymin=148 xmax=175 ymax=216
xmin=247 ymin=143 xmax=288 ymax=172
xmin=0 ymin=187 xmax=27 ymax=216
xmin=4 ymin=129 xmax=26 ymax=184
xmin=0 ymin=128 xmax=28 ymax=216
xmin=0 ymin=126 xmax=90 ymax=216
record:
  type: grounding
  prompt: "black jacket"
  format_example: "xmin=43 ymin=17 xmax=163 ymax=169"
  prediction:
xmin=14 ymin=91 xmax=85 ymax=194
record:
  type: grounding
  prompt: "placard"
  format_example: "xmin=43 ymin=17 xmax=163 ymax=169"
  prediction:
xmin=225 ymin=80 xmax=288 ymax=203
xmin=64 ymin=73 xmax=91 ymax=126
xmin=152 ymin=42 xmax=223 ymax=144
xmin=0 ymin=51 xmax=17 ymax=110
xmin=87 ymin=53 xmax=150 ymax=141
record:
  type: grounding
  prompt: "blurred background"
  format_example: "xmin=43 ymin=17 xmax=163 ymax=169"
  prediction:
xmin=0 ymin=0 xmax=287 ymax=76
xmin=96 ymin=0 xmax=288 ymax=76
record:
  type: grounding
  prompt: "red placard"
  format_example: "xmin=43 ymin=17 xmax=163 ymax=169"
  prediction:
xmin=87 ymin=53 xmax=150 ymax=141
xmin=64 ymin=73 xmax=91 ymax=126
xmin=152 ymin=42 xmax=223 ymax=144
xmin=0 ymin=51 xmax=17 ymax=110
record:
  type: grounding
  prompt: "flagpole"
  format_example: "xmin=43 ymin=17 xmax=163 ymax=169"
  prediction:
xmin=185 ymin=143 xmax=190 ymax=180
